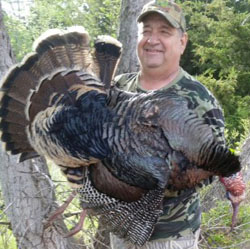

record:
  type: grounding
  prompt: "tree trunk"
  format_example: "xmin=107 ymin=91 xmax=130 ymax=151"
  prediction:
xmin=116 ymin=0 xmax=152 ymax=75
xmin=0 ymin=1 xmax=16 ymax=76
xmin=241 ymin=133 xmax=250 ymax=181
xmin=0 ymin=3 xmax=82 ymax=249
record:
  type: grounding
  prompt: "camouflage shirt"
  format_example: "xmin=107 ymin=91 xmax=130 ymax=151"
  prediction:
xmin=114 ymin=68 xmax=225 ymax=241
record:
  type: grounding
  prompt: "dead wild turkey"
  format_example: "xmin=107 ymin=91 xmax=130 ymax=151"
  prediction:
xmin=0 ymin=26 xmax=244 ymax=246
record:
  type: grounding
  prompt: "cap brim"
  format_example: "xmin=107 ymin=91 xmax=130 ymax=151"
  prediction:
xmin=137 ymin=10 xmax=180 ymax=29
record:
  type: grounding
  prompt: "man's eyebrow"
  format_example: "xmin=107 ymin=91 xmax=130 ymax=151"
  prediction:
xmin=142 ymin=23 xmax=172 ymax=29
xmin=160 ymin=24 xmax=172 ymax=29
xmin=142 ymin=24 xmax=151 ymax=28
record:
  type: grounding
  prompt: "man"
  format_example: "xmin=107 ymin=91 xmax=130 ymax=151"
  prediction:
xmin=110 ymin=1 xmax=227 ymax=248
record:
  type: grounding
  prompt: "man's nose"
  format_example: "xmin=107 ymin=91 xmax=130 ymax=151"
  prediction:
xmin=147 ymin=34 xmax=160 ymax=45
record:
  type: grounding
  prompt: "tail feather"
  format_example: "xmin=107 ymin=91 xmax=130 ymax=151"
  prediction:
xmin=1 ymin=133 xmax=27 ymax=143
xmin=26 ymin=69 xmax=89 ymax=123
xmin=22 ymin=53 xmax=47 ymax=81
xmin=0 ymin=119 xmax=30 ymax=151
xmin=4 ymin=141 xmax=33 ymax=154
xmin=19 ymin=151 xmax=39 ymax=162
xmin=0 ymin=95 xmax=25 ymax=116
xmin=94 ymin=35 xmax=122 ymax=88
xmin=33 ymin=26 xmax=92 ymax=73
xmin=0 ymin=123 xmax=25 ymax=134
xmin=1 ymin=70 xmax=33 ymax=104
xmin=0 ymin=110 xmax=27 ymax=125
xmin=0 ymin=120 xmax=31 ymax=157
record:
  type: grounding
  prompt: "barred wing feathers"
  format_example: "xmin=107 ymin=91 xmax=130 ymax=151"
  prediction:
xmin=157 ymin=94 xmax=240 ymax=177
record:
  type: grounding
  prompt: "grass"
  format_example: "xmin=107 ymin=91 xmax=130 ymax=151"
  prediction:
xmin=0 ymin=192 xmax=17 ymax=249
xmin=200 ymin=182 xmax=250 ymax=249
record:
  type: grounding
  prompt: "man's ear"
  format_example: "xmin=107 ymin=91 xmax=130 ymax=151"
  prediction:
xmin=180 ymin=32 xmax=188 ymax=55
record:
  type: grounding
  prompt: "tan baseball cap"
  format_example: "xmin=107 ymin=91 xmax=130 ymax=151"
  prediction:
xmin=137 ymin=0 xmax=186 ymax=32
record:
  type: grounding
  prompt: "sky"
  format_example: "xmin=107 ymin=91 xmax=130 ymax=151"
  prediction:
xmin=1 ymin=0 xmax=33 ymax=20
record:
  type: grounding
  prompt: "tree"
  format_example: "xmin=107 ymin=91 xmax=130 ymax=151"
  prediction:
xmin=241 ymin=133 xmax=250 ymax=181
xmin=116 ymin=0 xmax=151 ymax=75
xmin=0 ymin=1 xmax=15 ymax=76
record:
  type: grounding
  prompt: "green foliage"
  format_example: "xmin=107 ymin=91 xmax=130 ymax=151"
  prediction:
xmin=178 ymin=0 xmax=250 ymax=146
xmin=27 ymin=0 xmax=121 ymax=38
xmin=0 ymin=229 xmax=17 ymax=249
xmin=3 ymin=15 xmax=33 ymax=62
xmin=197 ymin=68 xmax=250 ymax=147
xmin=79 ymin=0 xmax=121 ymax=37
xmin=4 ymin=0 xmax=121 ymax=61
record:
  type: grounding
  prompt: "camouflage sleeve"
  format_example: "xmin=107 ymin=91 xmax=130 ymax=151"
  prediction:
xmin=113 ymin=73 xmax=138 ymax=92
xmin=197 ymin=96 xmax=226 ymax=187
xmin=174 ymin=78 xmax=226 ymax=188
xmin=180 ymin=79 xmax=246 ymax=200
xmin=113 ymin=74 xmax=127 ymax=88
xmin=177 ymin=79 xmax=226 ymax=146
xmin=200 ymin=101 xmax=225 ymax=145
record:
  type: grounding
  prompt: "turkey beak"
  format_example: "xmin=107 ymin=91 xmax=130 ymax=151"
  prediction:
xmin=230 ymin=202 xmax=240 ymax=231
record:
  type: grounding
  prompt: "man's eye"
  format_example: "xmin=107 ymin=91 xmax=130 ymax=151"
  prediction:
xmin=142 ymin=30 xmax=150 ymax=35
xmin=161 ymin=30 xmax=170 ymax=34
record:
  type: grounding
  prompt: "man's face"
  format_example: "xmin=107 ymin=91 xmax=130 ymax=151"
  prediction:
xmin=137 ymin=13 xmax=187 ymax=73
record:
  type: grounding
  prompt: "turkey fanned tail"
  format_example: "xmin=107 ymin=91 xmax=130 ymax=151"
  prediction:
xmin=0 ymin=26 xmax=122 ymax=164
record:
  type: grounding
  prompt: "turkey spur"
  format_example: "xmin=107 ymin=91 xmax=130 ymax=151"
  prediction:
xmin=0 ymin=26 xmax=241 ymax=245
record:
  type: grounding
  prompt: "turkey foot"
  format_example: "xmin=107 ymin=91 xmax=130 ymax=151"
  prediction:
xmin=45 ymin=190 xmax=77 ymax=228
xmin=45 ymin=190 xmax=87 ymax=236
xmin=64 ymin=209 xmax=87 ymax=237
